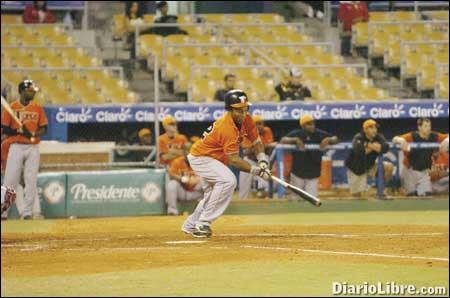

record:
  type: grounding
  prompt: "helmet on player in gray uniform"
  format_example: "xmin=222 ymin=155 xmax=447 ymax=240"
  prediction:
xmin=224 ymin=89 xmax=252 ymax=111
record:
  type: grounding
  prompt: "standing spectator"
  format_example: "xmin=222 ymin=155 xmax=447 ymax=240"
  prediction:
xmin=275 ymin=68 xmax=312 ymax=101
xmin=345 ymin=119 xmax=393 ymax=197
xmin=280 ymin=115 xmax=339 ymax=197
xmin=166 ymin=143 xmax=203 ymax=215
xmin=337 ymin=1 xmax=369 ymax=56
xmin=159 ymin=115 xmax=188 ymax=167
xmin=239 ymin=115 xmax=276 ymax=199
xmin=214 ymin=74 xmax=236 ymax=102
xmin=392 ymin=118 xmax=448 ymax=196
xmin=124 ymin=2 xmax=144 ymax=59
xmin=1 ymin=80 xmax=48 ymax=219
xmin=23 ymin=1 xmax=56 ymax=24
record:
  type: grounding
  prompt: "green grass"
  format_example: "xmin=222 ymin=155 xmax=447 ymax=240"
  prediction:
xmin=2 ymin=260 xmax=448 ymax=297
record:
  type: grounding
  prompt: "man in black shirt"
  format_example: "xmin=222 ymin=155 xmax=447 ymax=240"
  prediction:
xmin=345 ymin=119 xmax=393 ymax=196
xmin=152 ymin=1 xmax=187 ymax=37
xmin=275 ymin=68 xmax=312 ymax=101
xmin=214 ymin=74 xmax=236 ymax=102
xmin=281 ymin=115 xmax=339 ymax=197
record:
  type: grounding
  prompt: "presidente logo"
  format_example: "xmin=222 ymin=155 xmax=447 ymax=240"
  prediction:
xmin=95 ymin=107 xmax=133 ymax=122
xmin=56 ymin=107 xmax=93 ymax=123
xmin=330 ymin=104 xmax=366 ymax=119
xmin=370 ymin=104 xmax=405 ymax=118
xmin=43 ymin=181 xmax=65 ymax=204
xmin=291 ymin=105 xmax=327 ymax=119
xmin=408 ymin=103 xmax=446 ymax=118
xmin=252 ymin=105 xmax=289 ymax=120
xmin=70 ymin=183 xmax=161 ymax=203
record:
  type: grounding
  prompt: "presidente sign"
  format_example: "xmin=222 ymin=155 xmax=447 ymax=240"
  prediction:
xmin=48 ymin=101 xmax=449 ymax=124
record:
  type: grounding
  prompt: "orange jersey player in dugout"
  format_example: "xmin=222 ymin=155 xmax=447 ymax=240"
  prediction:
xmin=183 ymin=90 xmax=270 ymax=238
xmin=158 ymin=115 xmax=188 ymax=166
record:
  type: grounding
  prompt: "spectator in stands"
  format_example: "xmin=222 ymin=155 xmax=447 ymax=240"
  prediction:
xmin=337 ymin=1 xmax=369 ymax=56
xmin=281 ymin=115 xmax=339 ymax=198
xmin=166 ymin=143 xmax=203 ymax=215
xmin=159 ymin=115 xmax=188 ymax=166
xmin=392 ymin=118 xmax=449 ymax=196
xmin=124 ymin=2 xmax=145 ymax=59
xmin=346 ymin=119 xmax=393 ymax=197
xmin=151 ymin=1 xmax=187 ymax=37
xmin=23 ymin=1 xmax=56 ymax=24
xmin=275 ymin=68 xmax=312 ymax=101
xmin=214 ymin=74 xmax=236 ymax=102
xmin=429 ymin=151 xmax=449 ymax=195
xmin=239 ymin=115 xmax=276 ymax=199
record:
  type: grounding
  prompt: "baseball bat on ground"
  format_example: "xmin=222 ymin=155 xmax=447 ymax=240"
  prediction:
xmin=1 ymin=96 xmax=35 ymax=142
xmin=270 ymin=174 xmax=322 ymax=207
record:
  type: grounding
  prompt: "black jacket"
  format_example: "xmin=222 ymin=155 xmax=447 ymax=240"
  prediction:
xmin=345 ymin=132 xmax=389 ymax=176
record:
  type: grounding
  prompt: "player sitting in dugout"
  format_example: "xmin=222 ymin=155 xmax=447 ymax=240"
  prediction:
xmin=392 ymin=118 xmax=449 ymax=196
xmin=166 ymin=143 xmax=203 ymax=216
xmin=158 ymin=115 xmax=188 ymax=167
xmin=281 ymin=115 xmax=339 ymax=198
xmin=239 ymin=115 xmax=276 ymax=199
xmin=345 ymin=119 xmax=393 ymax=197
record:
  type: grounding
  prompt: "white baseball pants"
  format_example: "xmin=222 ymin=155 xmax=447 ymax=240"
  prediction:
xmin=166 ymin=180 xmax=203 ymax=215
xmin=184 ymin=154 xmax=237 ymax=228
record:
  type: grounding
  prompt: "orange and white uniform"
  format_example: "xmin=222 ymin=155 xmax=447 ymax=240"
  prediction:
xmin=166 ymin=156 xmax=203 ymax=215
xmin=1 ymin=100 xmax=48 ymax=217
xmin=185 ymin=112 xmax=260 ymax=228
xmin=159 ymin=133 xmax=188 ymax=166
xmin=239 ymin=125 xmax=274 ymax=199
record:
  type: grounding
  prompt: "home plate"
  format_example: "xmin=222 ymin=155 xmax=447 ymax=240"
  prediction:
xmin=166 ymin=240 xmax=207 ymax=244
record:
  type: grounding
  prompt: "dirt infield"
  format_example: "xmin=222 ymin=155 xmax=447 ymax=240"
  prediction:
xmin=1 ymin=199 xmax=449 ymax=297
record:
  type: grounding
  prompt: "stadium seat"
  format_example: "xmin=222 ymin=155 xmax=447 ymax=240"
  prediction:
xmin=139 ymin=34 xmax=163 ymax=58
xmin=417 ymin=64 xmax=436 ymax=91
xmin=190 ymin=79 xmax=217 ymax=102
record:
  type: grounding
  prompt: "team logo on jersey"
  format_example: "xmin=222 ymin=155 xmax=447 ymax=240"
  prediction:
xmin=43 ymin=181 xmax=65 ymax=204
xmin=19 ymin=111 xmax=38 ymax=121
xmin=141 ymin=183 xmax=162 ymax=203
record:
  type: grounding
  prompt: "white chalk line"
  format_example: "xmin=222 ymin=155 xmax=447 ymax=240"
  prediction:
xmin=241 ymin=245 xmax=449 ymax=262
xmin=166 ymin=240 xmax=207 ymax=244
xmin=218 ymin=232 xmax=448 ymax=238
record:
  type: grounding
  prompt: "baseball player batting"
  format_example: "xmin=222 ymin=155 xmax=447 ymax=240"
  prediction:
xmin=1 ymin=80 xmax=48 ymax=219
xmin=182 ymin=90 xmax=270 ymax=238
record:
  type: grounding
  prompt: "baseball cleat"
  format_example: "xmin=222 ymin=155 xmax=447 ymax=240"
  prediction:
xmin=192 ymin=224 xmax=212 ymax=238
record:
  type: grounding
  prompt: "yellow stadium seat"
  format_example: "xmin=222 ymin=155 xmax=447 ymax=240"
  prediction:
xmin=164 ymin=56 xmax=189 ymax=80
xmin=357 ymin=87 xmax=389 ymax=101
xmin=192 ymin=55 xmax=215 ymax=65
xmin=233 ymin=68 xmax=258 ymax=80
xmin=313 ymin=53 xmax=343 ymax=65
xmin=1 ymin=15 xmax=22 ymax=24
xmin=417 ymin=64 xmax=436 ymax=91
xmin=21 ymin=34 xmax=43 ymax=46
xmin=139 ymin=34 xmax=163 ymax=58
xmin=327 ymin=67 xmax=355 ymax=78
xmin=437 ymin=74 xmax=449 ymax=99
xmin=6 ymin=26 xmax=29 ymax=37
xmin=202 ymin=46 xmax=230 ymax=58
xmin=253 ymin=13 xmax=284 ymax=24
xmin=165 ymin=34 xmax=190 ymax=44
xmin=352 ymin=22 xmax=368 ymax=47
xmin=228 ymin=14 xmax=250 ymax=23
xmin=370 ymin=31 xmax=389 ymax=58
xmin=201 ymin=14 xmax=226 ymax=23
xmin=402 ymin=52 xmax=425 ymax=78
xmin=218 ymin=55 xmax=246 ymax=65
xmin=394 ymin=11 xmax=417 ymax=21
xmin=143 ymin=14 xmax=155 ymax=23
xmin=426 ymin=31 xmax=449 ymax=41
xmin=285 ymin=32 xmax=310 ymax=43
xmin=369 ymin=12 xmax=390 ymax=22
xmin=434 ymin=52 xmax=449 ymax=64
xmin=177 ymin=14 xmax=192 ymax=23
xmin=191 ymin=35 xmax=217 ymax=43
xmin=191 ymin=79 xmax=217 ymax=102
xmin=49 ymin=34 xmax=72 ymax=46
xmin=1 ymin=34 xmax=14 ymax=46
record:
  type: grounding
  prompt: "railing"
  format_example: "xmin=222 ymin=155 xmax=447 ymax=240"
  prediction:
xmin=134 ymin=21 xmax=306 ymax=59
xmin=1 ymin=45 xmax=98 ymax=57
xmin=188 ymin=64 xmax=369 ymax=102
xmin=40 ymin=145 xmax=156 ymax=170
xmin=1 ymin=66 xmax=124 ymax=81
xmin=271 ymin=142 xmax=445 ymax=199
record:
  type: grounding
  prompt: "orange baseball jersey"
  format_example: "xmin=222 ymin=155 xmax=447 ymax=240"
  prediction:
xmin=430 ymin=152 xmax=449 ymax=182
xmin=1 ymin=100 xmax=48 ymax=145
xmin=168 ymin=156 xmax=197 ymax=191
xmin=159 ymin=133 xmax=188 ymax=165
xmin=190 ymin=112 xmax=260 ymax=165
xmin=1 ymin=137 xmax=15 ymax=172
xmin=241 ymin=126 xmax=274 ymax=149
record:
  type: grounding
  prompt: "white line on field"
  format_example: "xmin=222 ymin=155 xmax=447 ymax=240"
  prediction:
xmin=218 ymin=232 xmax=448 ymax=238
xmin=241 ymin=245 xmax=449 ymax=262
xmin=166 ymin=240 xmax=207 ymax=244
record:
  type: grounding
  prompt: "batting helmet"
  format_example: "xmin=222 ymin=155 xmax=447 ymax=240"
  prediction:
xmin=18 ymin=79 xmax=38 ymax=93
xmin=224 ymin=89 xmax=252 ymax=111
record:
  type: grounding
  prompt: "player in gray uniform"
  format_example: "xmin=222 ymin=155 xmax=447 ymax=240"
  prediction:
xmin=1 ymin=80 xmax=48 ymax=219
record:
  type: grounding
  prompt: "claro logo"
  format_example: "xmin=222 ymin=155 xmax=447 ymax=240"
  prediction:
xmin=56 ymin=107 xmax=93 ymax=123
